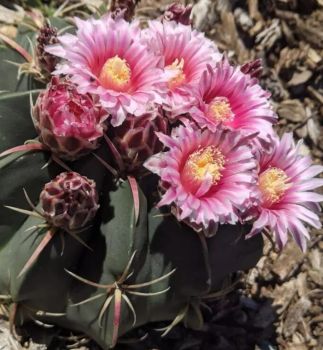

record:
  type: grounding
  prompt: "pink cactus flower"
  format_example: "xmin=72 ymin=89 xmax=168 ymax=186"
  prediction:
xmin=33 ymin=77 xmax=108 ymax=160
xmin=143 ymin=20 xmax=221 ymax=117
xmin=46 ymin=16 xmax=165 ymax=126
xmin=247 ymin=133 xmax=323 ymax=251
xmin=144 ymin=126 xmax=257 ymax=234
xmin=189 ymin=58 xmax=277 ymax=144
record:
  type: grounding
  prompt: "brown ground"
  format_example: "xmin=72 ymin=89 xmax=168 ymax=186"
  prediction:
xmin=0 ymin=0 xmax=322 ymax=349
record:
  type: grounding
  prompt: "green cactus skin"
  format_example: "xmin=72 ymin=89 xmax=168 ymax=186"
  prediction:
xmin=0 ymin=25 xmax=263 ymax=349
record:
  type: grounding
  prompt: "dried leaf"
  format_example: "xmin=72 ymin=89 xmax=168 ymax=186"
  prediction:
xmin=271 ymin=279 xmax=297 ymax=314
xmin=277 ymin=99 xmax=306 ymax=122
xmin=307 ymin=118 xmax=320 ymax=145
xmin=272 ymin=241 xmax=304 ymax=281
xmin=255 ymin=19 xmax=282 ymax=51
xmin=295 ymin=272 xmax=307 ymax=298
xmin=283 ymin=297 xmax=311 ymax=337
xmin=234 ymin=8 xmax=253 ymax=32
xmin=191 ymin=0 xmax=216 ymax=31
xmin=287 ymin=70 xmax=312 ymax=87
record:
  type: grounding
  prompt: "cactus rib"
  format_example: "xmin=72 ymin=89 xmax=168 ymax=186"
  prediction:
xmin=65 ymin=250 xmax=175 ymax=344
xmin=197 ymin=231 xmax=212 ymax=294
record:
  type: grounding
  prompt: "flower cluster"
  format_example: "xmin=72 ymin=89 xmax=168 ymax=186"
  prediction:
xmin=34 ymin=3 xmax=322 ymax=251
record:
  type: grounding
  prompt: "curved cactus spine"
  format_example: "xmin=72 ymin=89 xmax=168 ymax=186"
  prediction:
xmin=0 ymin=142 xmax=47 ymax=158
xmin=66 ymin=250 xmax=176 ymax=347
xmin=18 ymin=229 xmax=56 ymax=278
xmin=127 ymin=176 xmax=140 ymax=225
xmin=156 ymin=305 xmax=188 ymax=336
xmin=0 ymin=33 xmax=33 ymax=63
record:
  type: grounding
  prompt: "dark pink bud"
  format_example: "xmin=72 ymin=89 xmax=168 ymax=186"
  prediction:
xmin=111 ymin=107 xmax=169 ymax=175
xmin=33 ymin=77 xmax=108 ymax=160
xmin=40 ymin=172 xmax=99 ymax=231
xmin=163 ymin=2 xmax=192 ymax=25
xmin=110 ymin=0 xmax=140 ymax=21
xmin=36 ymin=23 xmax=59 ymax=75
xmin=241 ymin=59 xmax=263 ymax=79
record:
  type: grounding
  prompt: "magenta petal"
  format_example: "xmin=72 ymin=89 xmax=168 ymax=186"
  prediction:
xmin=145 ymin=125 xmax=257 ymax=230
xmin=250 ymin=131 xmax=323 ymax=250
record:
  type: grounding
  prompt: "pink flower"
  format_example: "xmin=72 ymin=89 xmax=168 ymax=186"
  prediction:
xmin=144 ymin=126 xmax=257 ymax=234
xmin=247 ymin=133 xmax=323 ymax=251
xmin=143 ymin=20 xmax=221 ymax=117
xmin=189 ymin=58 xmax=277 ymax=144
xmin=46 ymin=16 xmax=165 ymax=126
xmin=34 ymin=77 xmax=108 ymax=160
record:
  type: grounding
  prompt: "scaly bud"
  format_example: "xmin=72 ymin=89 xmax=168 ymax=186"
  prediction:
xmin=33 ymin=77 xmax=108 ymax=160
xmin=163 ymin=2 xmax=192 ymax=25
xmin=36 ymin=23 xmax=59 ymax=76
xmin=40 ymin=172 xmax=99 ymax=231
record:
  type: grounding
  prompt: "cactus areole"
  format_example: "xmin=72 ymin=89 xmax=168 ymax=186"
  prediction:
xmin=0 ymin=3 xmax=322 ymax=350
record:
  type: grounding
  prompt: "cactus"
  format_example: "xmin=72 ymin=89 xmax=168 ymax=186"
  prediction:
xmin=0 ymin=14 xmax=264 ymax=350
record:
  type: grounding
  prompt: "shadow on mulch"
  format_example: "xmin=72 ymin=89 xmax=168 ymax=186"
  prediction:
xmin=116 ymin=290 xmax=279 ymax=350
xmin=10 ymin=287 xmax=279 ymax=350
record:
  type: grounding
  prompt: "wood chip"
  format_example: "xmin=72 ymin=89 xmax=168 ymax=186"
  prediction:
xmin=0 ymin=5 xmax=24 ymax=25
xmin=307 ymin=118 xmax=320 ymax=145
xmin=272 ymin=279 xmax=297 ymax=314
xmin=283 ymin=297 xmax=312 ymax=337
xmin=287 ymin=70 xmax=312 ymax=87
xmin=277 ymin=99 xmax=306 ymax=123
xmin=272 ymin=241 xmax=304 ymax=281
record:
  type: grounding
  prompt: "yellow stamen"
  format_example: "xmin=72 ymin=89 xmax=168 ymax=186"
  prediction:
xmin=259 ymin=167 xmax=290 ymax=206
xmin=184 ymin=146 xmax=225 ymax=184
xmin=208 ymin=97 xmax=234 ymax=123
xmin=99 ymin=55 xmax=131 ymax=91
xmin=165 ymin=58 xmax=186 ymax=90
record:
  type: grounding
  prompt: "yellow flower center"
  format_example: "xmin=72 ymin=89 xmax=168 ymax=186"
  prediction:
xmin=184 ymin=146 xmax=225 ymax=185
xmin=99 ymin=55 xmax=131 ymax=91
xmin=259 ymin=167 xmax=290 ymax=206
xmin=165 ymin=58 xmax=186 ymax=90
xmin=208 ymin=97 xmax=234 ymax=123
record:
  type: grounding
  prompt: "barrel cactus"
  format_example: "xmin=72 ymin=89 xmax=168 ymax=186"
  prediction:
xmin=0 ymin=2 xmax=322 ymax=350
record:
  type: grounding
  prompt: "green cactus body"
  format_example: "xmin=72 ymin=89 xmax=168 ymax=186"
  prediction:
xmin=0 ymin=21 xmax=263 ymax=350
